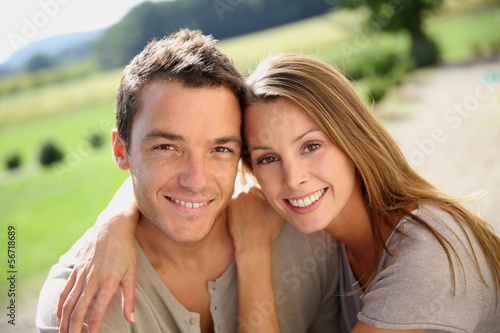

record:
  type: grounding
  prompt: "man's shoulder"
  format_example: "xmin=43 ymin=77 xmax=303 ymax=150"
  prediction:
xmin=35 ymin=229 xmax=126 ymax=332
xmin=274 ymin=222 xmax=339 ymax=260
xmin=35 ymin=234 xmax=179 ymax=332
xmin=271 ymin=221 xmax=339 ymax=285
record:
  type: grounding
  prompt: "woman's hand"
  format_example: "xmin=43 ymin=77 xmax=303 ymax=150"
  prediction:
xmin=57 ymin=178 xmax=140 ymax=333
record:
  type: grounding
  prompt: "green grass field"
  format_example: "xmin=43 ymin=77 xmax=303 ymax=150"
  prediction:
xmin=0 ymin=6 xmax=499 ymax=305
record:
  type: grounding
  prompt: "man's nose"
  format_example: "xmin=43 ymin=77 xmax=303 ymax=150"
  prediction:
xmin=178 ymin=153 xmax=209 ymax=191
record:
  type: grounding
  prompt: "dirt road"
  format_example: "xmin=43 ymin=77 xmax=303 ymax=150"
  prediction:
xmin=377 ymin=59 xmax=500 ymax=231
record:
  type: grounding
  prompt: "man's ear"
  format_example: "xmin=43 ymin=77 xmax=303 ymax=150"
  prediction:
xmin=112 ymin=129 xmax=130 ymax=171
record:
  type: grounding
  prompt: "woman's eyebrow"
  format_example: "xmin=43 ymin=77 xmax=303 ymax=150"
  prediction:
xmin=249 ymin=128 xmax=321 ymax=153
xmin=293 ymin=128 xmax=321 ymax=143
xmin=250 ymin=145 xmax=271 ymax=152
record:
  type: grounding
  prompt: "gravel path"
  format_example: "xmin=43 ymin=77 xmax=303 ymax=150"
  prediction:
xmin=377 ymin=59 xmax=500 ymax=231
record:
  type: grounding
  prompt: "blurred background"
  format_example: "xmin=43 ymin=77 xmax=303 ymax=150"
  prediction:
xmin=0 ymin=0 xmax=499 ymax=331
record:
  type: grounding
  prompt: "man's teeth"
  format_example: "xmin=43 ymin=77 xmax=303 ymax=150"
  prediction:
xmin=167 ymin=197 xmax=208 ymax=209
xmin=288 ymin=189 xmax=325 ymax=208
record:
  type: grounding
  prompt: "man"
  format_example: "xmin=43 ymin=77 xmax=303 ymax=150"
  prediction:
xmin=36 ymin=29 xmax=339 ymax=333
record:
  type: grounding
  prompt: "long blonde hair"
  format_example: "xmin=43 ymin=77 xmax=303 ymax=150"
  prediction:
xmin=241 ymin=53 xmax=500 ymax=300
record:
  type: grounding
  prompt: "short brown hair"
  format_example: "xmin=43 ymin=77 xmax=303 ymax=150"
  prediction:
xmin=116 ymin=29 xmax=243 ymax=149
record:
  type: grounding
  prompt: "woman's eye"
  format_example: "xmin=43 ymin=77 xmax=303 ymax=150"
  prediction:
xmin=156 ymin=144 xmax=175 ymax=150
xmin=303 ymin=143 xmax=320 ymax=153
xmin=257 ymin=156 xmax=277 ymax=165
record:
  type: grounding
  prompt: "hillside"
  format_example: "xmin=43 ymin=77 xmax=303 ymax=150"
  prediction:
xmin=0 ymin=29 xmax=103 ymax=76
xmin=0 ymin=0 xmax=332 ymax=75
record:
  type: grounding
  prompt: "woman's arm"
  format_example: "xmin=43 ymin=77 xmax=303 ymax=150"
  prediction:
xmin=228 ymin=180 xmax=283 ymax=333
xmin=57 ymin=178 xmax=140 ymax=333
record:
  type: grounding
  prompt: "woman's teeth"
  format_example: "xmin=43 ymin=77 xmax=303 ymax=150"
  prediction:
xmin=167 ymin=197 xmax=208 ymax=209
xmin=288 ymin=189 xmax=325 ymax=208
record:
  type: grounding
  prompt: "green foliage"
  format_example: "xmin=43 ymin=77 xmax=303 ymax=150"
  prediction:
xmin=87 ymin=131 xmax=105 ymax=148
xmin=0 ymin=62 xmax=96 ymax=96
xmin=364 ymin=76 xmax=390 ymax=103
xmin=425 ymin=9 xmax=500 ymax=63
xmin=5 ymin=154 xmax=21 ymax=170
xmin=411 ymin=36 xmax=440 ymax=67
xmin=343 ymin=49 xmax=410 ymax=79
xmin=39 ymin=141 xmax=64 ymax=166
xmin=95 ymin=0 xmax=332 ymax=69
xmin=335 ymin=0 xmax=443 ymax=67
xmin=335 ymin=0 xmax=443 ymax=33
xmin=25 ymin=54 xmax=53 ymax=72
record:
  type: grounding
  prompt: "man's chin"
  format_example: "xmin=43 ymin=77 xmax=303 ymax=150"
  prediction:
xmin=165 ymin=225 xmax=214 ymax=243
xmin=152 ymin=214 xmax=219 ymax=243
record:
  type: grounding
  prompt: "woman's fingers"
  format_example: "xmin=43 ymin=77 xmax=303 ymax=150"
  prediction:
xmin=86 ymin=277 xmax=122 ymax=333
xmin=59 ymin=266 xmax=90 ymax=333
xmin=57 ymin=267 xmax=78 ymax=324
xmin=121 ymin=269 xmax=137 ymax=324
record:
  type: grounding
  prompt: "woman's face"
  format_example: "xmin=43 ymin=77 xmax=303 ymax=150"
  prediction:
xmin=244 ymin=97 xmax=357 ymax=234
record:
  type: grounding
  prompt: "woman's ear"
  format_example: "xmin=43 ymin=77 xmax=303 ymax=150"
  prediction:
xmin=112 ymin=129 xmax=130 ymax=171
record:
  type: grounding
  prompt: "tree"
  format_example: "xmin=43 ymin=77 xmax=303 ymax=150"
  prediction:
xmin=336 ymin=0 xmax=442 ymax=67
xmin=94 ymin=0 xmax=332 ymax=69
xmin=25 ymin=54 xmax=53 ymax=72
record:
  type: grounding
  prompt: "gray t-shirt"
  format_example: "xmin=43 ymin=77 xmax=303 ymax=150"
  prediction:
xmin=339 ymin=204 xmax=500 ymax=332
xmin=36 ymin=222 xmax=341 ymax=332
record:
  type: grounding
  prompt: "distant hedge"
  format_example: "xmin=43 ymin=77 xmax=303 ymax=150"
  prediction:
xmin=39 ymin=141 xmax=64 ymax=167
xmin=6 ymin=154 xmax=21 ymax=170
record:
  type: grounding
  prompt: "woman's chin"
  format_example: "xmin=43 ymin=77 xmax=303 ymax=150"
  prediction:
xmin=288 ymin=217 xmax=327 ymax=234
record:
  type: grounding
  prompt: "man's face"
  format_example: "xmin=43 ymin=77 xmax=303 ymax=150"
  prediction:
xmin=116 ymin=79 xmax=242 ymax=243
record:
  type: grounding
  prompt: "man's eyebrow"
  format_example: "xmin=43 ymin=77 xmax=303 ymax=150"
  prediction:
xmin=142 ymin=130 xmax=186 ymax=143
xmin=142 ymin=131 xmax=241 ymax=146
xmin=213 ymin=136 xmax=242 ymax=146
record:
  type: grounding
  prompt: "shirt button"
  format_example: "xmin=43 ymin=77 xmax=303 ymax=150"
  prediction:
xmin=190 ymin=318 xmax=198 ymax=325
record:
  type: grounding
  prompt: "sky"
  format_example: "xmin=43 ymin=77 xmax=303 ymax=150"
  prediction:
xmin=0 ymin=0 xmax=158 ymax=64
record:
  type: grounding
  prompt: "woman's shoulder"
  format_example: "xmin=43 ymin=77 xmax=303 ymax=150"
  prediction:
xmin=360 ymin=204 xmax=500 ymax=331
xmin=388 ymin=204 xmax=489 ymax=274
xmin=394 ymin=204 xmax=472 ymax=244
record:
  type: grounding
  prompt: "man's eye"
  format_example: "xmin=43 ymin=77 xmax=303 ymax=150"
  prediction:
xmin=214 ymin=147 xmax=230 ymax=153
xmin=257 ymin=156 xmax=277 ymax=165
xmin=303 ymin=143 xmax=320 ymax=153
xmin=156 ymin=144 xmax=175 ymax=150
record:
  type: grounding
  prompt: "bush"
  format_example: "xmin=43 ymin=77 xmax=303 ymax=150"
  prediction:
xmin=87 ymin=132 xmax=105 ymax=148
xmin=344 ymin=50 xmax=402 ymax=80
xmin=39 ymin=141 xmax=64 ymax=166
xmin=364 ymin=77 xmax=390 ymax=103
xmin=6 ymin=154 xmax=21 ymax=170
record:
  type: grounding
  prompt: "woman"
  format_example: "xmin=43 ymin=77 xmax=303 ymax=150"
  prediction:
xmin=58 ymin=54 xmax=500 ymax=332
